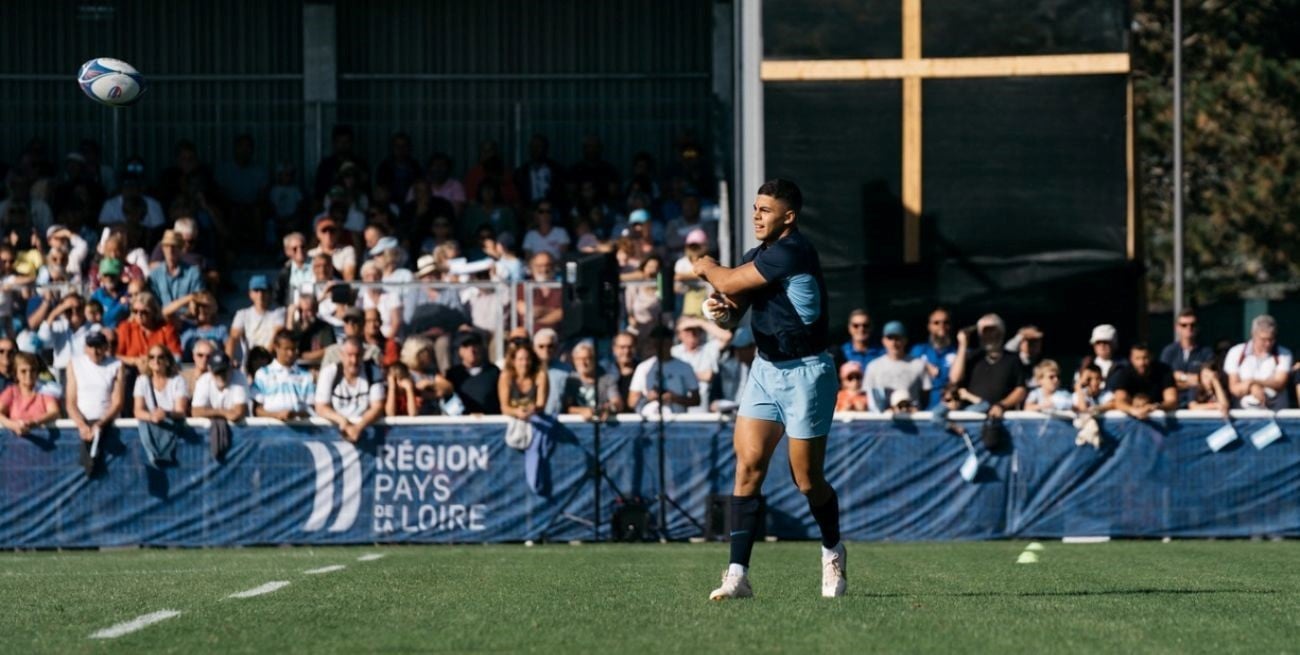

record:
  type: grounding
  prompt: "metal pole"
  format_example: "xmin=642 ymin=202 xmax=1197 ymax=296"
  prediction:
xmin=1172 ymin=0 xmax=1185 ymax=323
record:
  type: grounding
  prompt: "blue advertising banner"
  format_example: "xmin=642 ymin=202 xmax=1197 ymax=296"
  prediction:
xmin=1 ymin=413 xmax=1297 ymax=547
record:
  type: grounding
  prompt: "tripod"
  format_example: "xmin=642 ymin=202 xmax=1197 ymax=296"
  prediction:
xmin=537 ymin=410 xmax=630 ymax=542
xmin=648 ymin=328 xmax=706 ymax=541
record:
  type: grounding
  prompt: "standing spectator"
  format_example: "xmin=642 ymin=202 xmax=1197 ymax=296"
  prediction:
xmin=313 ymin=125 xmax=370 ymax=203
xmin=910 ymin=307 xmax=957 ymax=408
xmin=315 ymin=337 xmax=385 ymax=443
xmin=1023 ymin=360 xmax=1073 ymax=411
xmin=568 ymin=135 xmax=620 ymax=204
xmin=1107 ymin=343 xmax=1177 ymax=419
xmin=116 ymin=291 xmax=182 ymax=371
xmin=268 ymin=163 xmax=304 ymax=242
xmin=628 ymin=325 xmax=700 ymax=415
xmin=517 ymin=252 xmax=563 ymax=333
xmin=191 ymin=351 xmax=249 ymax=423
xmin=375 ymin=133 xmax=422 ymax=210
xmin=286 ymin=292 xmax=335 ymax=366
xmin=834 ymin=361 xmax=869 ymax=412
xmin=1005 ymin=326 xmax=1045 ymax=388
xmin=610 ymin=331 xmax=639 ymax=409
xmin=462 ymin=178 xmax=516 ymax=245
xmin=445 ymin=333 xmax=501 ymax=415
xmin=227 ymin=275 xmax=286 ymax=363
xmin=464 ymin=140 xmax=518 ymax=206
xmin=838 ymin=309 xmax=884 ymax=371
xmin=1190 ymin=361 xmax=1231 ymax=414
xmin=214 ymin=134 xmax=270 ymax=248
xmin=861 ymin=321 xmax=929 ymax=412
xmin=90 ymin=258 xmax=130 ymax=328
xmin=0 ymin=353 xmax=60 ymax=436
xmin=308 ymin=215 xmax=357 ymax=281
xmin=321 ymin=308 xmax=380 ymax=367
xmin=562 ymin=340 xmax=621 ymax=418
xmin=514 ymin=134 xmax=565 ymax=208
xmin=625 ymin=256 xmax=665 ymax=356
xmin=1225 ymin=314 xmax=1292 ymax=409
xmin=671 ymin=318 xmax=731 ymax=412
xmin=133 ymin=347 xmax=190 ymax=468
xmin=949 ymin=313 xmax=1027 ymax=415
xmin=251 ymin=330 xmax=315 ymax=420
xmin=36 ymin=292 xmax=98 ymax=382
xmin=275 ymin=232 xmax=313 ymax=307
xmin=521 ymin=200 xmax=570 ymax=260
xmin=1086 ymin=324 xmax=1120 ymax=382
xmin=1160 ymin=308 xmax=1214 ymax=407
xmin=66 ymin=331 xmax=127 ymax=475
xmin=176 ymin=292 xmax=228 ymax=364
xmin=498 ymin=338 xmax=548 ymax=421
xmin=532 ymin=328 xmax=570 ymax=416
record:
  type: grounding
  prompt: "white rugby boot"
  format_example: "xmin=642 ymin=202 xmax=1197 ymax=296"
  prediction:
xmin=821 ymin=543 xmax=847 ymax=597
xmin=708 ymin=567 xmax=754 ymax=601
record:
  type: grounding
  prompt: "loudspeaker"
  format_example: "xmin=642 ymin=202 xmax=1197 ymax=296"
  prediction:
xmin=561 ymin=252 xmax=619 ymax=340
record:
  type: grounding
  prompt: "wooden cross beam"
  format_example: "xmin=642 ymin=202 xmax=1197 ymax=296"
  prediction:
xmin=761 ymin=0 xmax=1132 ymax=263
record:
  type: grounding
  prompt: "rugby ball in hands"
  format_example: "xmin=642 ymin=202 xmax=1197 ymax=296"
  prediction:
xmin=77 ymin=58 xmax=147 ymax=107
xmin=702 ymin=295 xmax=732 ymax=324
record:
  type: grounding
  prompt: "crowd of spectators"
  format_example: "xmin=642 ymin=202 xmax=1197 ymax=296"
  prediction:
xmin=0 ymin=132 xmax=1291 ymax=475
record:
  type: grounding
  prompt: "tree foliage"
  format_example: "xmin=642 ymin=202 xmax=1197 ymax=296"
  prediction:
xmin=1134 ymin=0 xmax=1300 ymax=308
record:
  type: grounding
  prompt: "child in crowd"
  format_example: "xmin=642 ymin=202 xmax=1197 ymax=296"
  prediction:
xmin=834 ymin=361 xmax=869 ymax=412
xmin=1073 ymin=363 xmax=1111 ymax=413
xmin=1024 ymin=360 xmax=1074 ymax=412
xmin=1188 ymin=361 xmax=1231 ymax=414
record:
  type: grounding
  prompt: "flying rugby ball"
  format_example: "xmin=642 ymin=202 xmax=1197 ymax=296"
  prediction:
xmin=77 ymin=58 xmax=147 ymax=107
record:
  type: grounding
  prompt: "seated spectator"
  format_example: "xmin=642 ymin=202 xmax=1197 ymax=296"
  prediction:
xmin=461 ymin=177 xmax=516 ymax=245
xmin=517 ymin=251 xmax=563 ymax=333
xmin=446 ymin=333 xmax=501 ymax=415
xmin=227 ymin=275 xmax=286 ymax=364
xmin=269 ymin=164 xmax=304 ymax=243
xmin=499 ymin=338 xmax=548 ymax=421
xmin=251 ymin=330 xmax=315 ymax=420
xmin=625 ymin=256 xmax=665 ymax=357
xmin=286 ymin=292 xmax=335 ymax=366
xmin=275 ymin=232 xmax=313 ymax=307
xmin=191 ymin=351 xmax=248 ymax=423
xmin=671 ymin=318 xmax=731 ymax=413
xmin=838 ymin=309 xmax=884 ymax=371
xmin=322 ymin=307 xmax=380 ymax=367
xmin=1073 ymin=363 xmax=1110 ymax=413
xmin=363 ymin=308 xmax=400 ymax=368
xmin=1161 ymin=308 xmax=1214 ymax=407
xmin=147 ymin=229 xmax=204 ymax=309
xmin=0 ymin=353 xmax=60 ymax=436
xmin=711 ymin=326 xmax=755 ymax=411
xmin=308 ymin=214 xmax=357 ymax=281
xmin=35 ymin=292 xmax=99 ymax=382
xmin=0 ymin=337 xmax=15 ymax=392
xmin=862 ymin=321 xmax=929 ymax=412
xmin=176 ymin=292 xmax=228 ymax=363
xmin=628 ymin=325 xmax=700 ymax=415
xmin=1023 ymin=360 xmax=1073 ymax=412
xmin=834 ymin=361 xmax=869 ymax=412
xmin=98 ymin=174 xmax=165 ymax=230
xmin=1005 ymin=325 xmax=1044 ymax=388
xmin=116 ymin=291 xmax=182 ymax=371
xmin=1107 ymin=343 xmax=1176 ymax=419
xmin=1225 ymin=314 xmax=1292 ymax=409
xmin=562 ymin=341 xmax=621 ymax=418
xmin=910 ymin=307 xmax=957 ymax=409
xmin=315 ymin=337 xmax=385 ymax=443
xmin=949 ymin=313 xmax=1027 ymax=416
xmin=384 ymin=363 xmax=419 ymax=417
xmin=66 ymin=331 xmax=127 ymax=474
xmin=1190 ymin=361 xmax=1230 ymax=414
xmin=358 ymin=261 xmax=403 ymax=340
xmin=90 ymin=257 xmax=130 ymax=328
xmin=424 ymin=152 xmax=465 ymax=216
xmin=133 ymin=346 xmax=190 ymax=468
xmin=522 ymin=200 xmax=570 ymax=259
xmin=183 ymin=338 xmax=216 ymax=393
xmin=1085 ymin=324 xmax=1119 ymax=382
xmin=610 ymin=331 xmax=639 ymax=409
xmin=400 ymin=336 xmax=458 ymax=415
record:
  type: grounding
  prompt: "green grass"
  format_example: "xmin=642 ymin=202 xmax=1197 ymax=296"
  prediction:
xmin=2 ymin=541 xmax=1298 ymax=654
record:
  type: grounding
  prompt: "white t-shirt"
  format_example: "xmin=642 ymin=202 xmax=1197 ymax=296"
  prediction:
xmin=1224 ymin=342 xmax=1294 ymax=409
xmin=671 ymin=341 xmax=721 ymax=376
xmin=192 ymin=370 xmax=250 ymax=412
xmin=232 ymin=306 xmax=287 ymax=352
xmin=98 ymin=194 xmax=166 ymax=229
xmin=315 ymin=363 xmax=385 ymax=421
xmin=38 ymin=319 xmax=100 ymax=371
xmin=383 ymin=267 xmax=420 ymax=323
xmin=133 ymin=374 xmax=190 ymax=412
xmin=360 ymin=291 xmax=402 ymax=338
xmin=1026 ymin=388 xmax=1075 ymax=412
xmin=308 ymin=245 xmax=357 ymax=276
xmin=522 ymin=228 xmax=571 ymax=259
xmin=71 ymin=355 xmax=121 ymax=421
xmin=629 ymin=357 xmax=699 ymax=414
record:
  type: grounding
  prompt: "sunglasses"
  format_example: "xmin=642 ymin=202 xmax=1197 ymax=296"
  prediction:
xmin=850 ymin=323 xmax=870 ymax=330
xmin=131 ymin=309 xmax=149 ymax=316
xmin=1179 ymin=322 xmax=1197 ymax=328
xmin=194 ymin=352 xmax=211 ymax=359
xmin=843 ymin=374 xmax=861 ymax=381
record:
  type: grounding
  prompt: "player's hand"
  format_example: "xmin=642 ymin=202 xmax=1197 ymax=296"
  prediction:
xmin=702 ymin=293 xmax=732 ymax=323
xmin=692 ymin=256 xmax=719 ymax=278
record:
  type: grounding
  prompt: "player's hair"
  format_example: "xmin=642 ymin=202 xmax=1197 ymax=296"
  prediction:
xmin=757 ymin=178 xmax=803 ymax=213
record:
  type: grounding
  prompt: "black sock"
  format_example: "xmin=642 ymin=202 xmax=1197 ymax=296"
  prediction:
xmin=809 ymin=489 xmax=841 ymax=549
xmin=728 ymin=494 xmax=762 ymax=567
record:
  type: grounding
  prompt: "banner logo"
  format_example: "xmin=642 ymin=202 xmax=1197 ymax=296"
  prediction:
xmin=302 ymin=441 xmax=362 ymax=532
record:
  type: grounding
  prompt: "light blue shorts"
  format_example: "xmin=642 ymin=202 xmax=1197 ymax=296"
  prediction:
xmin=738 ymin=352 xmax=838 ymax=439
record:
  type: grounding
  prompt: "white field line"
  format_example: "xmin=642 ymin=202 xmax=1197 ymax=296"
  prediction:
xmin=304 ymin=565 xmax=346 ymax=575
xmin=89 ymin=610 xmax=182 ymax=639
xmin=226 ymin=581 xmax=291 ymax=599
xmin=357 ymin=553 xmax=385 ymax=562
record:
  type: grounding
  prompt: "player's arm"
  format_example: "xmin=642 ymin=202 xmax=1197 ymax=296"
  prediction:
xmin=693 ymin=257 xmax=768 ymax=297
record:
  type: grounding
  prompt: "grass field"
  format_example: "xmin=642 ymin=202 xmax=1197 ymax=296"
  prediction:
xmin=3 ymin=540 xmax=1298 ymax=654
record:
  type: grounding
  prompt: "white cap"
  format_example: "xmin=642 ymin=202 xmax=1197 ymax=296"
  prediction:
xmin=1090 ymin=324 xmax=1117 ymax=344
xmin=889 ymin=389 xmax=913 ymax=408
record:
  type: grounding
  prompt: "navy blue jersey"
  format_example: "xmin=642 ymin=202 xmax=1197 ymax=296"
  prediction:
xmin=741 ymin=230 xmax=830 ymax=362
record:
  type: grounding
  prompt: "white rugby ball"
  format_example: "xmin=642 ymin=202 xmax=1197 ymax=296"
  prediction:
xmin=77 ymin=58 xmax=147 ymax=107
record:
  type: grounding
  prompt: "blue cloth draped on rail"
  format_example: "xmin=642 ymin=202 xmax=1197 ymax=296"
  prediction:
xmin=0 ymin=413 xmax=1298 ymax=548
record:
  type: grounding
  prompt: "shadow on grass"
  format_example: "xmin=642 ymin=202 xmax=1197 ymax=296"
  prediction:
xmin=862 ymin=589 xmax=1278 ymax=598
